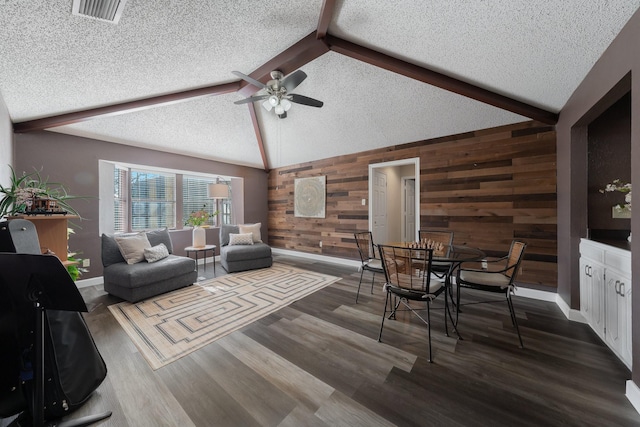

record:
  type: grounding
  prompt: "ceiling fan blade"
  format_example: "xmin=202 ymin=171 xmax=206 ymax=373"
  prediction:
xmin=281 ymin=70 xmax=307 ymax=93
xmin=289 ymin=94 xmax=323 ymax=108
xmin=232 ymin=71 xmax=267 ymax=90
xmin=234 ymin=94 xmax=270 ymax=105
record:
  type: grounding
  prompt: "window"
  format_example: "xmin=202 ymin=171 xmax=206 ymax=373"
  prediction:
xmin=100 ymin=160 xmax=239 ymax=235
xmin=183 ymin=175 xmax=216 ymax=226
xmin=113 ymin=166 xmax=128 ymax=233
xmin=130 ymin=169 xmax=176 ymax=231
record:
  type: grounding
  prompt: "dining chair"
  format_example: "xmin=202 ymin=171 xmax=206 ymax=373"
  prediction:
xmin=353 ymin=231 xmax=384 ymax=303
xmin=455 ymin=240 xmax=528 ymax=348
xmin=417 ymin=229 xmax=454 ymax=277
xmin=377 ymin=244 xmax=445 ymax=362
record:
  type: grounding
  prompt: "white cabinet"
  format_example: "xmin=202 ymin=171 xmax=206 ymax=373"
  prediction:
xmin=580 ymin=239 xmax=632 ymax=369
xmin=580 ymin=256 xmax=604 ymax=337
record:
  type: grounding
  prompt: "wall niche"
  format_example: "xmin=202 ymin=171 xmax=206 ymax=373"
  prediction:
xmin=587 ymin=91 xmax=631 ymax=241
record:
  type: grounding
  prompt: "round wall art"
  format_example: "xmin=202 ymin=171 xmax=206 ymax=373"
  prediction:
xmin=294 ymin=176 xmax=326 ymax=218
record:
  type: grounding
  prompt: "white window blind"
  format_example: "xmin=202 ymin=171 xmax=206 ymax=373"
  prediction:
xmin=113 ymin=166 xmax=128 ymax=233
xmin=183 ymin=175 xmax=216 ymax=226
xmin=130 ymin=169 xmax=176 ymax=230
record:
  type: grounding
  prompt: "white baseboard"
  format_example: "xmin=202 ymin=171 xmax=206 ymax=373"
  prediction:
xmin=513 ymin=286 xmax=557 ymax=302
xmin=272 ymin=248 xmax=361 ymax=268
xmin=627 ymin=380 xmax=640 ymax=415
xmin=75 ymin=276 xmax=103 ymax=289
xmin=554 ymin=293 xmax=587 ymax=323
xmin=272 ymin=249 xmax=562 ymax=303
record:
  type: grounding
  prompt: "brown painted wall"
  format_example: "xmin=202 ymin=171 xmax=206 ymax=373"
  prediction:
xmin=557 ymin=8 xmax=639 ymax=382
xmin=268 ymin=120 xmax=557 ymax=288
xmin=13 ymin=131 xmax=269 ymax=279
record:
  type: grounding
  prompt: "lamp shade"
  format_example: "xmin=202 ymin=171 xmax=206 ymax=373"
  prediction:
xmin=207 ymin=183 xmax=229 ymax=199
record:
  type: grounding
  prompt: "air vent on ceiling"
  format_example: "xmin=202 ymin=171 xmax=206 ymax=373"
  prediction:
xmin=72 ymin=0 xmax=128 ymax=24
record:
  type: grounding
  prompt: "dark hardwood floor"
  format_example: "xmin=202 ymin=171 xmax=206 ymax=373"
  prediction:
xmin=20 ymin=255 xmax=640 ymax=426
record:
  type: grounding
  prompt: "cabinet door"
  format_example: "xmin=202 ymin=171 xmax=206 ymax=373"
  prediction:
xmin=580 ymin=258 xmax=592 ymax=324
xmin=580 ymin=257 xmax=605 ymax=338
xmin=622 ymin=281 xmax=632 ymax=368
xmin=590 ymin=262 xmax=605 ymax=338
xmin=604 ymin=267 xmax=632 ymax=368
xmin=604 ymin=272 xmax=622 ymax=355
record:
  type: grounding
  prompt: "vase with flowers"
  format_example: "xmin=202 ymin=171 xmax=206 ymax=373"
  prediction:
xmin=185 ymin=206 xmax=216 ymax=247
xmin=600 ymin=179 xmax=632 ymax=242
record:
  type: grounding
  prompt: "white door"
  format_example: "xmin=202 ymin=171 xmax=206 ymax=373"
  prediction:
xmin=372 ymin=170 xmax=387 ymax=244
xmin=403 ymin=178 xmax=416 ymax=241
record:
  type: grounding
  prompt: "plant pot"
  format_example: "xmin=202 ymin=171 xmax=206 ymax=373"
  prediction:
xmin=192 ymin=226 xmax=206 ymax=248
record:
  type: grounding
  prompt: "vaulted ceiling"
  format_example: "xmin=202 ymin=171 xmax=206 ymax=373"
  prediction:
xmin=1 ymin=1 xmax=639 ymax=170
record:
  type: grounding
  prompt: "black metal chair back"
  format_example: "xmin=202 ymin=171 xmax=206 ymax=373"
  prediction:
xmin=377 ymin=244 xmax=444 ymax=362
xmin=353 ymin=231 xmax=384 ymax=303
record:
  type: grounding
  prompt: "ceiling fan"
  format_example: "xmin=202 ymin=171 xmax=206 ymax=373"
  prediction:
xmin=232 ymin=70 xmax=323 ymax=119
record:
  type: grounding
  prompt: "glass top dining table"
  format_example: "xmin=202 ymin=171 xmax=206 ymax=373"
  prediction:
xmin=383 ymin=242 xmax=485 ymax=339
xmin=384 ymin=242 xmax=486 ymax=264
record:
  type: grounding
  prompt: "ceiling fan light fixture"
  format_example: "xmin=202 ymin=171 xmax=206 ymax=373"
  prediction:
xmin=281 ymin=99 xmax=292 ymax=111
xmin=274 ymin=104 xmax=285 ymax=115
xmin=262 ymin=100 xmax=273 ymax=111
xmin=268 ymin=95 xmax=279 ymax=107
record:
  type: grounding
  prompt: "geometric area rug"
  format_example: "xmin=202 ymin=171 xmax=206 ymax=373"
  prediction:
xmin=108 ymin=263 xmax=341 ymax=370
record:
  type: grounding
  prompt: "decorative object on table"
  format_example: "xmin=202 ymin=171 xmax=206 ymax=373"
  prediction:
xmin=108 ymin=263 xmax=340 ymax=370
xmin=0 ymin=165 xmax=83 ymax=218
xmin=600 ymin=179 xmax=632 ymax=241
xmin=294 ymin=176 xmax=326 ymax=218
xmin=185 ymin=205 xmax=210 ymax=247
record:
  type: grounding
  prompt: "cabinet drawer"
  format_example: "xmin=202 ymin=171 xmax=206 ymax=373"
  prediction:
xmin=580 ymin=240 xmax=604 ymax=263
xmin=604 ymin=251 xmax=631 ymax=275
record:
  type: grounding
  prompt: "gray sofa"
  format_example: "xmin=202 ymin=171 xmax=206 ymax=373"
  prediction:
xmin=101 ymin=228 xmax=197 ymax=302
xmin=219 ymin=224 xmax=272 ymax=273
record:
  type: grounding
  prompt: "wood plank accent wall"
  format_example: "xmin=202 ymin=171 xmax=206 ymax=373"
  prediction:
xmin=268 ymin=120 xmax=557 ymax=288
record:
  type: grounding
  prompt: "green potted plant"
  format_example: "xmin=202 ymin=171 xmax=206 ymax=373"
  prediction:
xmin=0 ymin=166 xmax=82 ymax=219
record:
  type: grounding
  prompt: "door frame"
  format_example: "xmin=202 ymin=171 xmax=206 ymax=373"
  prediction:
xmin=368 ymin=157 xmax=420 ymax=243
xmin=401 ymin=176 xmax=416 ymax=242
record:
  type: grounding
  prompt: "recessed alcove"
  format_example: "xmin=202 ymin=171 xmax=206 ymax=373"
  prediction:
xmin=586 ymin=84 xmax=631 ymax=243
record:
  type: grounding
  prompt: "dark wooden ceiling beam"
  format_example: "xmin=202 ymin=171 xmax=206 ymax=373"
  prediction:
xmin=237 ymin=32 xmax=329 ymax=97
xmin=316 ymin=0 xmax=337 ymax=38
xmin=325 ymin=35 xmax=559 ymax=125
xmin=13 ymin=82 xmax=241 ymax=133
xmin=247 ymin=103 xmax=269 ymax=172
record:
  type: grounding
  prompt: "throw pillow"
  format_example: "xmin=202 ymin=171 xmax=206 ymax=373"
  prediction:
xmin=220 ymin=224 xmax=240 ymax=246
xmin=144 ymin=243 xmax=170 ymax=263
xmin=228 ymin=233 xmax=254 ymax=246
xmin=239 ymin=223 xmax=262 ymax=243
xmin=115 ymin=231 xmax=152 ymax=264
xmin=146 ymin=228 xmax=174 ymax=254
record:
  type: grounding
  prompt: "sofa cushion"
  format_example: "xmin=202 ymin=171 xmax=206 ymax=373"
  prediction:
xmin=238 ymin=223 xmax=262 ymax=243
xmin=103 ymin=255 xmax=195 ymax=289
xmin=144 ymin=243 xmax=170 ymax=263
xmin=146 ymin=228 xmax=174 ymax=254
xmin=222 ymin=242 xmax=272 ymax=262
xmin=102 ymin=228 xmax=175 ymax=267
xmin=220 ymin=224 xmax=240 ymax=246
xmin=229 ymin=233 xmax=254 ymax=246
xmin=102 ymin=233 xmax=126 ymax=267
xmin=115 ymin=232 xmax=151 ymax=264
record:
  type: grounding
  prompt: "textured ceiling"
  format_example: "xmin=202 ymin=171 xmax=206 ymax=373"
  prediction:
xmin=1 ymin=0 xmax=639 ymax=169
